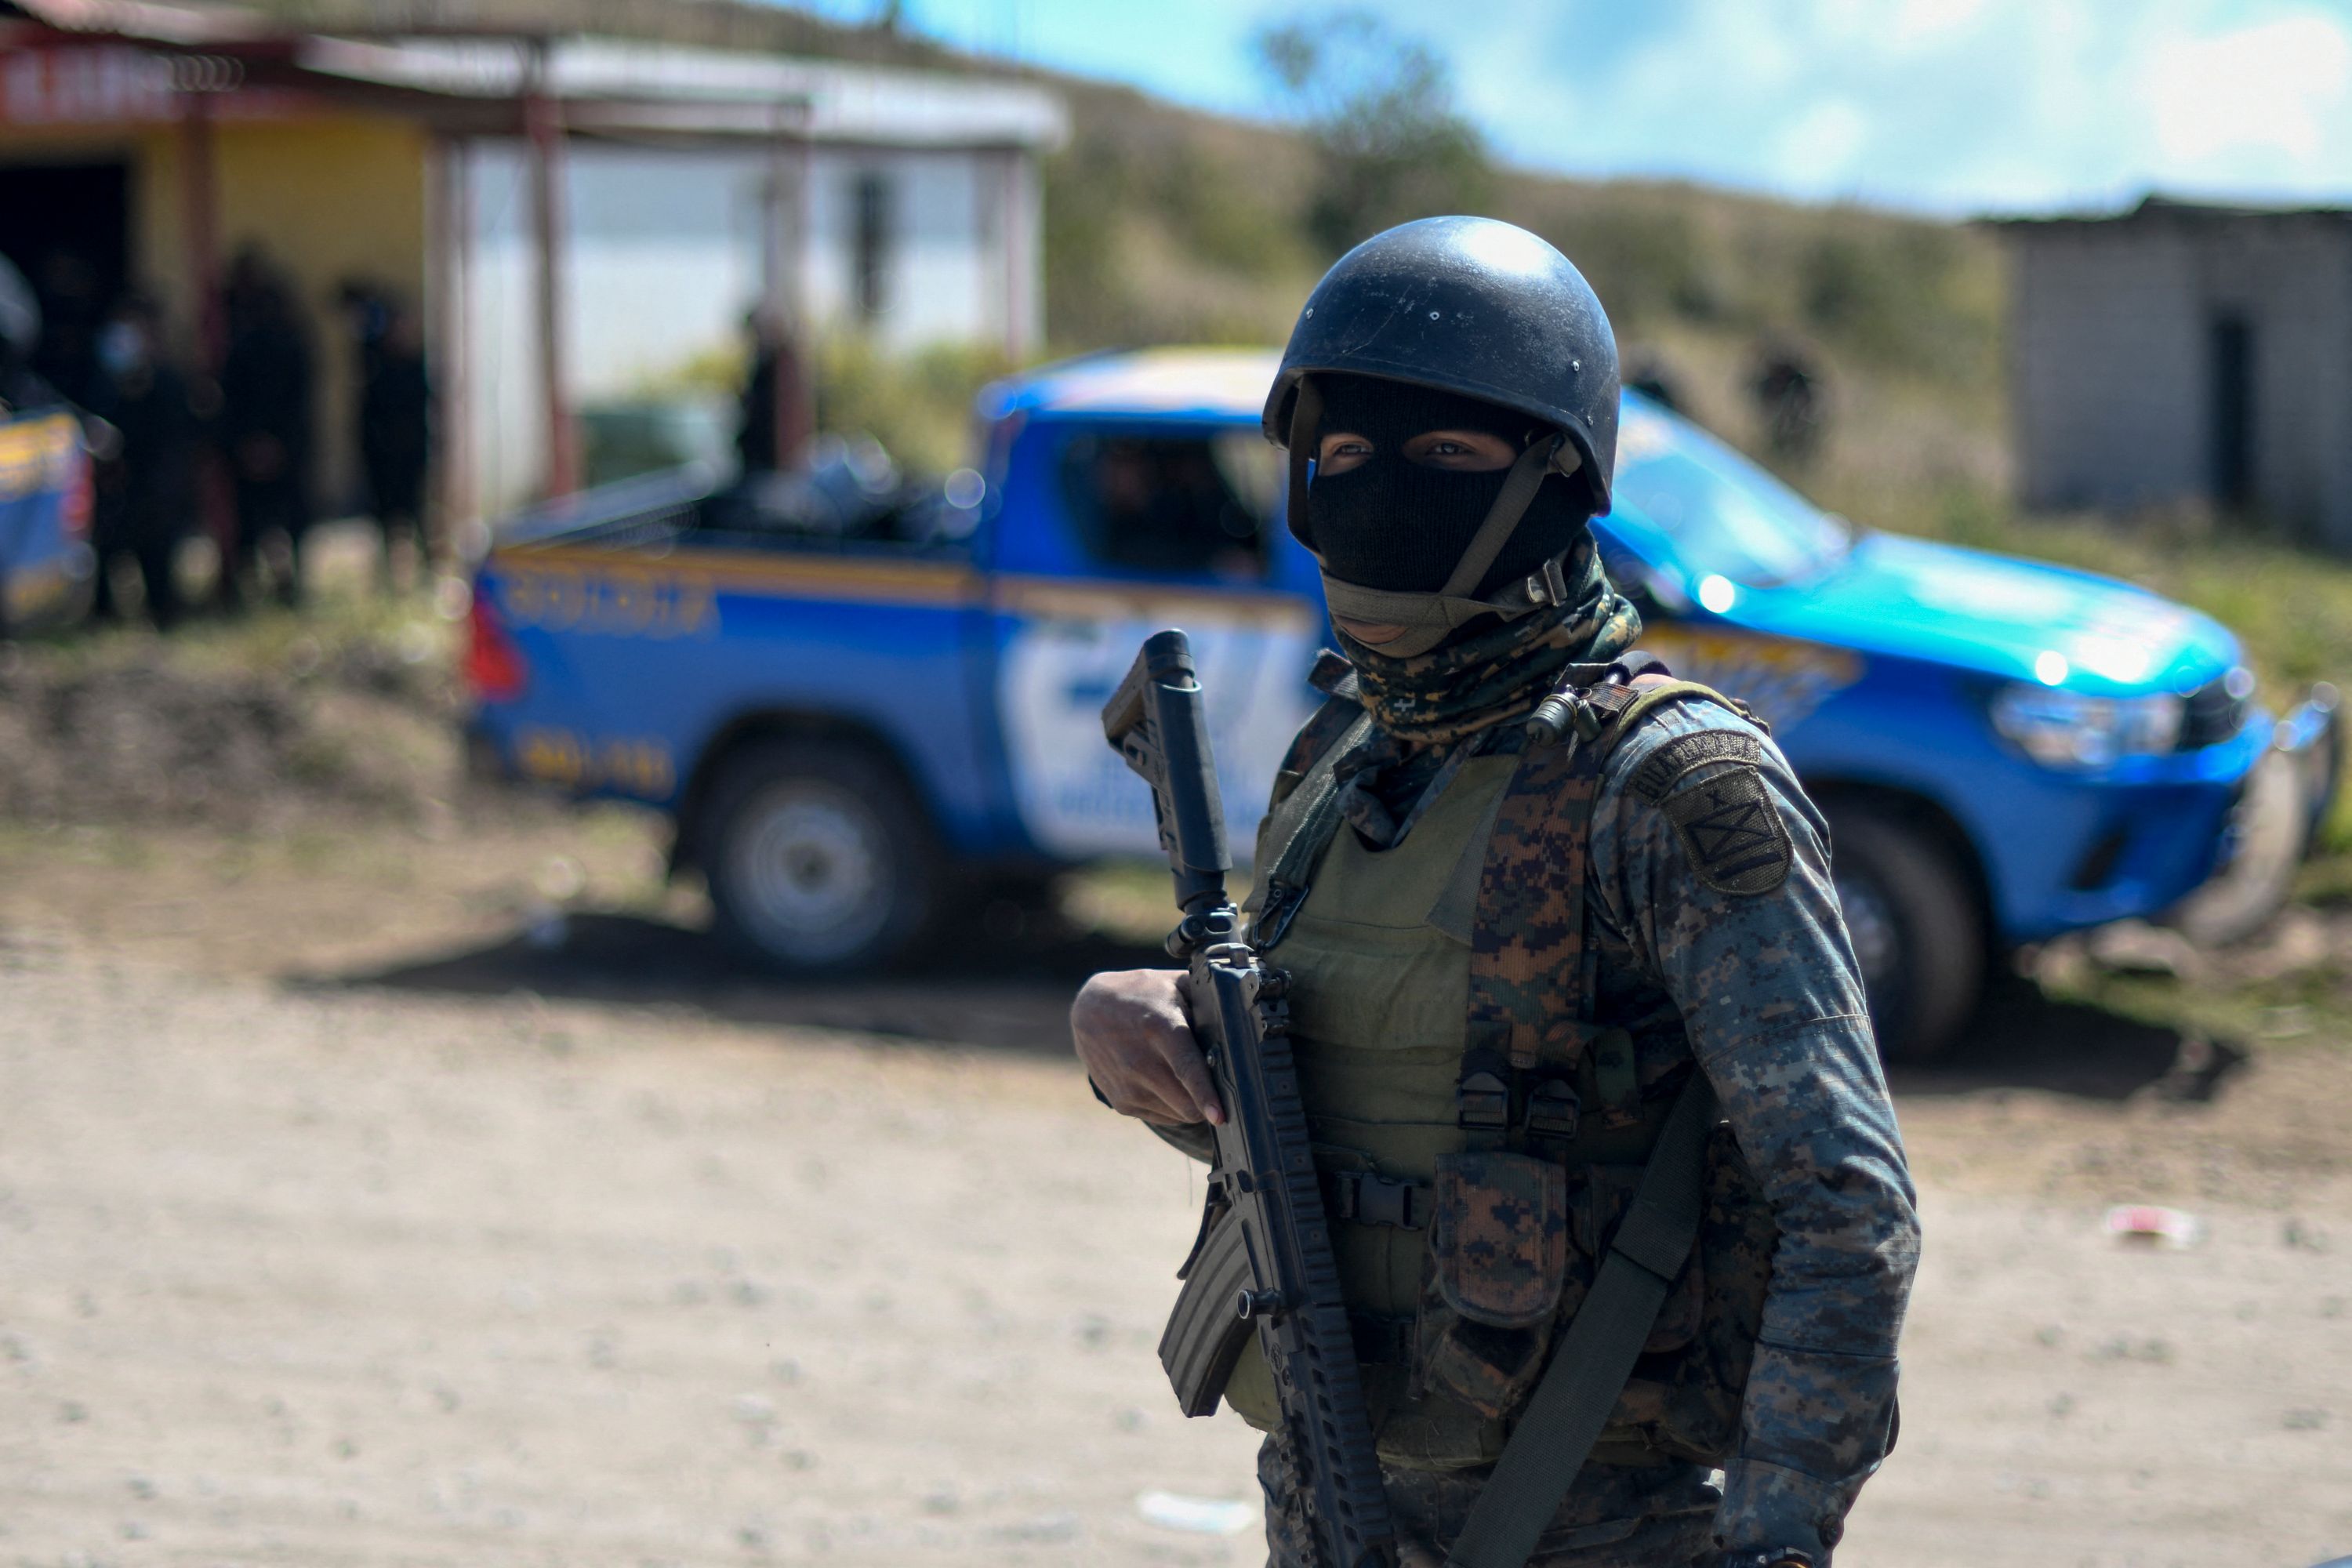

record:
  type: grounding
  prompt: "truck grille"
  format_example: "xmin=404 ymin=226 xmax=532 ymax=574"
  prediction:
xmin=2179 ymin=667 xmax=2254 ymax=751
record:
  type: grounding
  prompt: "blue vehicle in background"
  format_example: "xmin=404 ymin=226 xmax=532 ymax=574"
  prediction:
xmin=0 ymin=401 xmax=95 ymax=636
xmin=463 ymin=348 xmax=2337 ymax=1058
xmin=0 ymin=257 xmax=95 ymax=637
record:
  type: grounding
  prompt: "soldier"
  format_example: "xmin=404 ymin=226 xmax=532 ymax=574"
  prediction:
xmin=1072 ymin=217 xmax=1918 ymax=1568
xmin=359 ymin=305 xmax=433 ymax=592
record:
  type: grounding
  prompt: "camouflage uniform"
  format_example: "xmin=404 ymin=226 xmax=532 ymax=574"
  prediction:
xmin=1242 ymin=671 xmax=1918 ymax=1564
xmin=1580 ymin=692 xmax=1915 ymax=1553
xmin=1117 ymin=210 xmax=1914 ymax=1566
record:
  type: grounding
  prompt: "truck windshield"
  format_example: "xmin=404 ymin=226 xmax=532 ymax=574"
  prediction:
xmin=1058 ymin=429 xmax=1279 ymax=583
xmin=1611 ymin=407 xmax=1849 ymax=587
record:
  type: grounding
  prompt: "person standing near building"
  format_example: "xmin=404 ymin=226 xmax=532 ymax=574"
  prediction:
xmin=90 ymin=296 xmax=198 ymax=630
xmin=735 ymin=310 xmax=808 ymax=478
xmin=359 ymin=303 xmax=432 ymax=590
xmin=1070 ymin=219 xmax=1918 ymax=1567
xmin=1751 ymin=340 xmax=1826 ymax=466
xmin=217 ymin=252 xmax=314 ymax=609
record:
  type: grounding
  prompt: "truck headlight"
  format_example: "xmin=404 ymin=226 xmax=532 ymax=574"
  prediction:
xmin=1991 ymin=684 xmax=2185 ymax=770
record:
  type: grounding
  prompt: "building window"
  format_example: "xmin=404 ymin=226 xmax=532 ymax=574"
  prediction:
xmin=851 ymin=172 xmax=892 ymax=325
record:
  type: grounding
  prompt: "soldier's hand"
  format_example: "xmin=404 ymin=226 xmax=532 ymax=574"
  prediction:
xmin=1070 ymin=968 xmax=1225 ymax=1128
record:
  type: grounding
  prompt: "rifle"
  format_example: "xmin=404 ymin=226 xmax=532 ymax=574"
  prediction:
xmin=1102 ymin=628 xmax=1396 ymax=1568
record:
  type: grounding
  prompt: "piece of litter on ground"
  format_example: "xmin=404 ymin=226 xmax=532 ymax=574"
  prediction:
xmin=2104 ymin=1204 xmax=2202 ymax=1249
xmin=1136 ymin=1490 xmax=1256 ymax=1536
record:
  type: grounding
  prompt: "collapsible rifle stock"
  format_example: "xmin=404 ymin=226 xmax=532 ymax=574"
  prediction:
xmin=1102 ymin=629 xmax=1396 ymax=1568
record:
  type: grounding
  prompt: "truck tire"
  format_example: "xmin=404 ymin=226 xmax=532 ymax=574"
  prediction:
xmin=1825 ymin=805 xmax=1983 ymax=1063
xmin=701 ymin=738 xmax=938 ymax=974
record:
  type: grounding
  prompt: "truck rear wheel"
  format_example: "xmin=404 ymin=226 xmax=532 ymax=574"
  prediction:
xmin=1827 ymin=806 xmax=1984 ymax=1063
xmin=702 ymin=739 xmax=937 ymax=974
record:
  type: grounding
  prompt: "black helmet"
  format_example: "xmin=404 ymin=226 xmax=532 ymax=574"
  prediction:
xmin=1264 ymin=216 xmax=1619 ymax=513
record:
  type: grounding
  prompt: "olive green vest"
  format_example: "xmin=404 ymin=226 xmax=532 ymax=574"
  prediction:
xmin=1225 ymin=691 xmax=1773 ymax=1473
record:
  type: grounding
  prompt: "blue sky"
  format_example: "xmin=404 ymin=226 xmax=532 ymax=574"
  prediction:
xmin=794 ymin=0 xmax=2352 ymax=215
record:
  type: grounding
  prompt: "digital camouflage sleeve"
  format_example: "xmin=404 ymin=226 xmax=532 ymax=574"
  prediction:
xmin=1588 ymin=695 xmax=1921 ymax=1558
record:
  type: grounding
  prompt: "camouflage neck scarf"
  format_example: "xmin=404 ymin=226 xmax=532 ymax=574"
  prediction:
xmin=1338 ymin=534 xmax=1641 ymax=747
xmin=1329 ymin=537 xmax=1641 ymax=846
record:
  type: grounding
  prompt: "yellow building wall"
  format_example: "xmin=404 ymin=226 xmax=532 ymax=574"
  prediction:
xmin=0 ymin=112 xmax=428 ymax=512
xmin=212 ymin=116 xmax=430 ymax=510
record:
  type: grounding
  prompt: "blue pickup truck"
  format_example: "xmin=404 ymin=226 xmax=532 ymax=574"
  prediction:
xmin=464 ymin=348 xmax=2336 ymax=1057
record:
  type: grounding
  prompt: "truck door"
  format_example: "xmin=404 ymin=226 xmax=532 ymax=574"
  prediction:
xmin=987 ymin=419 xmax=1322 ymax=862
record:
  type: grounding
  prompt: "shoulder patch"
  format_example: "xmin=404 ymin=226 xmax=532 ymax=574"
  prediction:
xmin=1630 ymin=728 xmax=1762 ymax=804
xmin=1656 ymin=760 xmax=1791 ymax=896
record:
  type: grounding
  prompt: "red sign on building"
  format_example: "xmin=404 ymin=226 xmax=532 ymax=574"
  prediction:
xmin=0 ymin=45 xmax=303 ymax=125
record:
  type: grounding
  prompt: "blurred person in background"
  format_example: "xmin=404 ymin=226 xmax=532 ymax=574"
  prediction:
xmin=90 ymin=296 xmax=198 ymax=630
xmin=735 ymin=310 xmax=808 ymax=477
xmin=358 ymin=303 xmax=432 ymax=591
xmin=217 ymin=249 xmax=314 ymax=610
xmin=1751 ymin=340 xmax=1825 ymax=466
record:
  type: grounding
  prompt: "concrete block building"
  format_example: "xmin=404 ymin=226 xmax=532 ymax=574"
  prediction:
xmin=2002 ymin=197 xmax=2352 ymax=547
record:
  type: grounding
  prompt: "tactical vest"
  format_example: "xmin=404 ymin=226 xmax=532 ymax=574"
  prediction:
xmin=1222 ymin=656 xmax=1777 ymax=1474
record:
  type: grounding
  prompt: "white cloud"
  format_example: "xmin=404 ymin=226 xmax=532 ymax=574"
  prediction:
xmin=1467 ymin=0 xmax=2352 ymax=213
xmin=892 ymin=0 xmax=2352 ymax=214
xmin=2142 ymin=13 xmax=2352 ymax=165
xmin=1890 ymin=0 xmax=1992 ymax=47
xmin=1773 ymin=98 xmax=1870 ymax=184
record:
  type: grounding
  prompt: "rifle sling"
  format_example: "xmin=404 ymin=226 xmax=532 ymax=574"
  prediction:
xmin=1442 ymin=1073 xmax=1719 ymax=1568
xmin=1250 ymin=707 xmax=1371 ymax=952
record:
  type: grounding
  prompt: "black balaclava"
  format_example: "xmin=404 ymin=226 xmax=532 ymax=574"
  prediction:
xmin=1287 ymin=373 xmax=1642 ymax=844
xmin=1290 ymin=373 xmax=1595 ymax=597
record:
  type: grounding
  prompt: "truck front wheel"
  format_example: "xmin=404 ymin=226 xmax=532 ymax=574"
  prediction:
xmin=702 ymin=739 xmax=938 ymax=974
xmin=1826 ymin=805 xmax=1984 ymax=1063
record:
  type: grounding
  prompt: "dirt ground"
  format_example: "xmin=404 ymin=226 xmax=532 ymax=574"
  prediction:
xmin=2 ymin=798 xmax=2350 ymax=1567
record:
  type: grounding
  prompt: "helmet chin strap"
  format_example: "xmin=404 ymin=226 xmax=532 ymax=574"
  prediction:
xmin=1317 ymin=532 xmax=1578 ymax=659
xmin=1288 ymin=373 xmax=1584 ymax=659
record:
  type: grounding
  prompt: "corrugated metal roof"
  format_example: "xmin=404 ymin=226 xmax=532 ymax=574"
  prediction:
xmin=296 ymin=34 xmax=1065 ymax=146
xmin=3 ymin=0 xmax=1065 ymax=147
